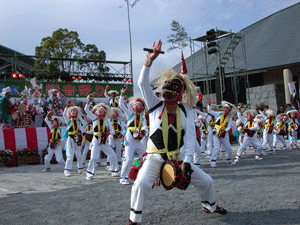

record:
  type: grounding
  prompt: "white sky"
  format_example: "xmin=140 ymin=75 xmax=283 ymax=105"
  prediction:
xmin=1 ymin=0 xmax=299 ymax=95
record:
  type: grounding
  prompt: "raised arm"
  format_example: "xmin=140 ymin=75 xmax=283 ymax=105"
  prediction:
xmin=138 ymin=40 xmax=162 ymax=110
xmin=119 ymin=90 xmax=132 ymax=118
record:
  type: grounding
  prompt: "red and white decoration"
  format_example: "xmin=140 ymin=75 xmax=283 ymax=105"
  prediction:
xmin=0 ymin=127 xmax=67 ymax=158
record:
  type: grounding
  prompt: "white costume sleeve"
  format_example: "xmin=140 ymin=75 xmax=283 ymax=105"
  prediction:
xmin=237 ymin=112 xmax=247 ymax=124
xmin=183 ymin=106 xmax=197 ymax=163
xmin=138 ymin=66 xmax=160 ymax=110
xmin=45 ymin=117 xmax=52 ymax=130
xmin=119 ymin=96 xmax=132 ymax=118
xmin=63 ymin=107 xmax=69 ymax=125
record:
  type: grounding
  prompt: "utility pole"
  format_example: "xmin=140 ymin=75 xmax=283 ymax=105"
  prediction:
xmin=126 ymin=0 xmax=133 ymax=83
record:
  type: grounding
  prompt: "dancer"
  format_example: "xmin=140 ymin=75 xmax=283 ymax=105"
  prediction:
xmin=207 ymin=99 xmax=234 ymax=168
xmin=233 ymin=104 xmax=263 ymax=163
xmin=63 ymin=105 xmax=86 ymax=177
xmin=104 ymin=85 xmax=120 ymax=108
xmin=127 ymin=40 xmax=226 ymax=225
xmin=43 ymin=112 xmax=66 ymax=171
xmin=287 ymin=109 xmax=299 ymax=149
xmin=82 ymin=117 xmax=94 ymax=166
xmin=108 ymin=107 xmax=125 ymax=168
xmin=84 ymin=99 xmax=120 ymax=180
xmin=260 ymin=108 xmax=276 ymax=154
xmin=273 ymin=113 xmax=289 ymax=152
xmin=119 ymin=86 xmax=147 ymax=185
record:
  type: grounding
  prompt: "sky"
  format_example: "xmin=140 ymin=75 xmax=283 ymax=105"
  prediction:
xmin=1 ymin=0 xmax=299 ymax=96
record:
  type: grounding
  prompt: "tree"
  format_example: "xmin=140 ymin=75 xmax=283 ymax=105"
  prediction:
xmin=35 ymin=28 xmax=108 ymax=81
xmin=166 ymin=20 xmax=189 ymax=52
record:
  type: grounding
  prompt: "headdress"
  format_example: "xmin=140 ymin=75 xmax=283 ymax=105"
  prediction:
xmin=221 ymin=101 xmax=235 ymax=111
xmin=286 ymin=109 xmax=297 ymax=116
xmin=92 ymin=103 xmax=112 ymax=119
xmin=67 ymin=106 xmax=82 ymax=119
xmin=129 ymin=97 xmax=146 ymax=110
xmin=198 ymin=114 xmax=205 ymax=121
xmin=155 ymin=69 xmax=197 ymax=108
xmin=236 ymin=119 xmax=243 ymax=126
xmin=111 ymin=107 xmax=124 ymax=120
xmin=108 ymin=90 xmax=119 ymax=95
xmin=48 ymin=89 xmax=57 ymax=97
xmin=242 ymin=109 xmax=257 ymax=118
xmin=277 ymin=113 xmax=288 ymax=121
xmin=51 ymin=116 xmax=65 ymax=125
xmin=265 ymin=109 xmax=276 ymax=117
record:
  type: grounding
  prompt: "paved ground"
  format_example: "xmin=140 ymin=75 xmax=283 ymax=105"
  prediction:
xmin=0 ymin=143 xmax=299 ymax=225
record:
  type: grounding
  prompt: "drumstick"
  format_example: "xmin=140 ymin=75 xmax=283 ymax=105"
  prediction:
xmin=143 ymin=48 xmax=165 ymax=54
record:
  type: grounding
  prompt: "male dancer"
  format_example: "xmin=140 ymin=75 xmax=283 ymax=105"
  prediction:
xmin=207 ymin=99 xmax=234 ymax=168
xmin=84 ymin=100 xmax=120 ymax=180
xmin=127 ymin=39 xmax=226 ymax=225
xmin=119 ymin=87 xmax=147 ymax=185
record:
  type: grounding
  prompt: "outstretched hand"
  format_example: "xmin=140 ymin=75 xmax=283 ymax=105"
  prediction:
xmin=144 ymin=39 xmax=162 ymax=67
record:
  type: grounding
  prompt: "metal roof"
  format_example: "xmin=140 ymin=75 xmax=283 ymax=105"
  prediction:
xmin=171 ymin=2 xmax=300 ymax=81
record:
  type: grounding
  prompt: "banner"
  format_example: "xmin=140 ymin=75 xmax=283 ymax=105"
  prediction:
xmin=0 ymin=81 xmax=133 ymax=98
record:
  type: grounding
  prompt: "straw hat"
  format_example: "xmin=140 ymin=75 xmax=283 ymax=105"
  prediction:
xmin=243 ymin=109 xmax=257 ymax=118
xmin=265 ymin=109 xmax=276 ymax=117
xmin=108 ymin=90 xmax=119 ymax=95
xmin=67 ymin=106 xmax=82 ymax=119
xmin=92 ymin=103 xmax=113 ymax=120
xmin=51 ymin=116 xmax=65 ymax=125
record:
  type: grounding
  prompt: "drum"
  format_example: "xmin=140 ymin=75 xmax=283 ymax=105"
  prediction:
xmin=74 ymin=133 xmax=82 ymax=146
xmin=11 ymin=112 xmax=19 ymax=120
xmin=294 ymin=124 xmax=299 ymax=131
xmin=160 ymin=160 xmax=191 ymax=191
xmin=17 ymin=103 xmax=27 ymax=113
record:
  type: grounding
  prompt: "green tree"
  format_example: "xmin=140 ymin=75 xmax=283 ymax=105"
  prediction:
xmin=166 ymin=20 xmax=189 ymax=52
xmin=35 ymin=28 xmax=107 ymax=81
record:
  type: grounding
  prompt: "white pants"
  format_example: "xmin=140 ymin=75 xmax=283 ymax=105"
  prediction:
xmin=108 ymin=135 xmax=123 ymax=163
xmin=120 ymin=137 xmax=146 ymax=180
xmin=86 ymin=137 xmax=119 ymax=177
xmin=129 ymin=153 xmax=216 ymax=223
xmin=82 ymin=141 xmax=91 ymax=164
xmin=238 ymin=133 xmax=245 ymax=145
xmin=236 ymin=135 xmax=263 ymax=157
xmin=44 ymin=145 xmax=65 ymax=169
xmin=262 ymin=129 xmax=274 ymax=151
xmin=65 ymin=137 xmax=84 ymax=172
xmin=273 ymin=133 xmax=287 ymax=150
xmin=206 ymin=126 xmax=214 ymax=155
xmin=289 ymin=129 xmax=297 ymax=147
xmin=211 ymin=132 xmax=232 ymax=162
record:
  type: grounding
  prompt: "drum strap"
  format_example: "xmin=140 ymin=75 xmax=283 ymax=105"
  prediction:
xmin=127 ymin=114 xmax=142 ymax=132
xmin=68 ymin=119 xmax=79 ymax=135
xmin=265 ymin=119 xmax=273 ymax=129
xmin=94 ymin=119 xmax=105 ymax=136
xmin=276 ymin=121 xmax=284 ymax=130
xmin=214 ymin=113 xmax=228 ymax=136
xmin=51 ymin=127 xmax=61 ymax=146
xmin=288 ymin=119 xmax=296 ymax=131
xmin=148 ymin=105 xmax=181 ymax=161
xmin=207 ymin=116 xmax=215 ymax=126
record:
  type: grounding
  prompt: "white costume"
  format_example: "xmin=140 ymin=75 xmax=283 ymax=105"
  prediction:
xmin=273 ymin=115 xmax=288 ymax=151
xmin=207 ymin=105 xmax=233 ymax=167
xmin=234 ymin=112 xmax=263 ymax=161
xmin=129 ymin=66 xmax=218 ymax=223
xmin=63 ymin=107 xmax=86 ymax=176
xmin=84 ymin=103 xmax=119 ymax=179
xmin=260 ymin=110 xmax=276 ymax=153
xmin=43 ymin=117 xmax=65 ymax=170
xmin=108 ymin=118 xmax=125 ymax=166
xmin=119 ymin=96 xmax=147 ymax=184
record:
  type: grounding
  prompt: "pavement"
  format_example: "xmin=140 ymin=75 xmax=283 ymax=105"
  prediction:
xmin=0 ymin=143 xmax=299 ymax=225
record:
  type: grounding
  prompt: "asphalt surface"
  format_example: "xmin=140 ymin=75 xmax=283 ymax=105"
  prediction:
xmin=0 ymin=143 xmax=299 ymax=225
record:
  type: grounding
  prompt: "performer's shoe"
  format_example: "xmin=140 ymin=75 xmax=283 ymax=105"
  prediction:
xmin=42 ymin=168 xmax=51 ymax=172
xmin=261 ymin=150 xmax=267 ymax=156
xmin=64 ymin=172 xmax=71 ymax=177
xmin=126 ymin=219 xmax=138 ymax=225
xmin=112 ymin=171 xmax=120 ymax=177
xmin=86 ymin=176 xmax=92 ymax=181
xmin=210 ymin=161 xmax=217 ymax=168
xmin=203 ymin=205 xmax=227 ymax=214
xmin=232 ymin=156 xmax=239 ymax=164
xmin=97 ymin=162 xmax=105 ymax=167
xmin=255 ymin=155 xmax=263 ymax=160
xmin=120 ymin=178 xmax=129 ymax=185
xmin=226 ymin=159 xmax=232 ymax=164
xmin=293 ymin=145 xmax=298 ymax=149
xmin=78 ymin=169 xmax=86 ymax=174
xmin=269 ymin=150 xmax=276 ymax=155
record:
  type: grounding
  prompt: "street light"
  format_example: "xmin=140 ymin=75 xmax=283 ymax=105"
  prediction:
xmin=125 ymin=0 xmax=133 ymax=84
